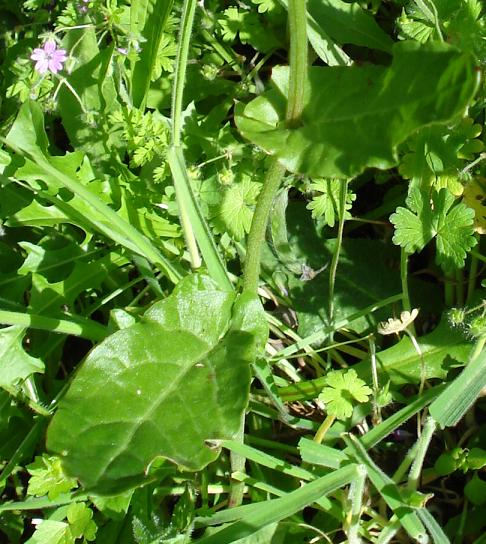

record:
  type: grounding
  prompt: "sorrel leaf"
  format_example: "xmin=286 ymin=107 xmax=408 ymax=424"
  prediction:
xmin=236 ymin=42 xmax=477 ymax=178
xmin=47 ymin=274 xmax=266 ymax=494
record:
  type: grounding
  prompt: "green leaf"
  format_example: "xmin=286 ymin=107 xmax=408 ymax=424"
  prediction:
xmin=57 ymin=29 xmax=123 ymax=163
xmin=288 ymin=238 xmax=404 ymax=336
xmin=306 ymin=178 xmax=355 ymax=227
xmin=5 ymin=101 xmax=181 ymax=284
xmin=212 ymin=177 xmax=261 ymax=240
xmin=465 ymin=474 xmax=486 ymax=506
xmin=306 ymin=0 xmax=394 ymax=53
xmin=0 ymin=326 xmax=44 ymax=389
xmin=319 ymin=369 xmax=372 ymax=420
xmin=131 ymin=0 xmax=175 ymax=108
xmin=390 ymin=187 xmax=477 ymax=272
xmin=47 ymin=274 xmax=265 ymax=494
xmin=25 ymin=520 xmax=73 ymax=544
xmin=66 ymin=503 xmax=97 ymax=541
xmin=26 ymin=455 xmax=78 ymax=501
xmin=366 ymin=317 xmax=471 ymax=385
xmin=430 ymin=340 xmax=486 ymax=428
xmin=235 ymin=42 xmax=478 ymax=178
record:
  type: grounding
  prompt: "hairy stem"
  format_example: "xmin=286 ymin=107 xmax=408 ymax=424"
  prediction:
xmin=231 ymin=0 xmax=308 ymax=508
xmin=286 ymin=0 xmax=308 ymax=128
xmin=242 ymin=160 xmax=286 ymax=293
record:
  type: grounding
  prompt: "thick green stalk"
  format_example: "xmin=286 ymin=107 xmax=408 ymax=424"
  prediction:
xmin=232 ymin=0 xmax=308 ymax=509
xmin=242 ymin=160 xmax=286 ymax=293
xmin=286 ymin=0 xmax=308 ymax=127
xmin=242 ymin=0 xmax=308 ymax=294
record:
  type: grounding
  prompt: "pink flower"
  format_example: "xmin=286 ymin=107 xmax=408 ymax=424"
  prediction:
xmin=31 ymin=40 xmax=67 ymax=74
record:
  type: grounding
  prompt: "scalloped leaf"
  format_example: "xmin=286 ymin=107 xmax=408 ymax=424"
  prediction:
xmin=47 ymin=274 xmax=266 ymax=494
xmin=235 ymin=42 xmax=477 ymax=178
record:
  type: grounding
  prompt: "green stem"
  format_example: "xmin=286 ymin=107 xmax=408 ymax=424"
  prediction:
xmin=346 ymin=464 xmax=367 ymax=544
xmin=444 ymin=276 xmax=454 ymax=307
xmin=242 ymin=160 xmax=286 ymax=294
xmin=170 ymin=0 xmax=201 ymax=269
xmin=286 ymin=0 xmax=308 ymax=128
xmin=328 ymin=178 xmax=348 ymax=325
xmin=313 ymin=414 xmax=336 ymax=444
xmin=407 ymin=416 xmax=436 ymax=491
xmin=401 ymin=248 xmax=412 ymax=312
xmin=466 ymin=252 xmax=478 ymax=305
xmin=231 ymin=0 xmax=308 ymax=507
xmin=171 ymin=0 xmax=196 ymax=147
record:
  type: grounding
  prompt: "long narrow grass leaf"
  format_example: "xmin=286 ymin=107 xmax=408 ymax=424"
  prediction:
xmin=430 ymin=337 xmax=486 ymax=427
xmin=168 ymin=146 xmax=232 ymax=290
xmin=0 ymin=310 xmax=107 ymax=341
xmin=194 ymin=464 xmax=357 ymax=541
xmin=343 ymin=434 xmax=429 ymax=543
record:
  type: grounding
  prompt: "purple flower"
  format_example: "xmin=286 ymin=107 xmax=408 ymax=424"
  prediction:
xmin=31 ymin=40 xmax=67 ymax=74
xmin=78 ymin=0 xmax=90 ymax=13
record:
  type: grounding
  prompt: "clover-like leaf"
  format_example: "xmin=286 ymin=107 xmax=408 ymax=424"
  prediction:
xmin=26 ymin=455 xmax=78 ymax=500
xmin=47 ymin=274 xmax=267 ymax=494
xmin=390 ymin=187 xmax=477 ymax=273
xmin=236 ymin=42 xmax=477 ymax=178
xmin=318 ymin=369 xmax=372 ymax=420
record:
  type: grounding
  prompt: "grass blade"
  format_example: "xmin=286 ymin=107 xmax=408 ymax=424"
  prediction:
xmin=194 ymin=464 xmax=357 ymax=542
xmin=429 ymin=336 xmax=486 ymax=427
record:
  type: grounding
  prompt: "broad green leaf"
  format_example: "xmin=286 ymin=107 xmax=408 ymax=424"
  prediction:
xmin=0 ymin=326 xmax=44 ymax=389
xmin=236 ymin=42 xmax=478 ymax=178
xmin=307 ymin=0 xmax=393 ymax=53
xmin=358 ymin=317 xmax=472 ymax=385
xmin=390 ymin=187 xmax=477 ymax=272
xmin=47 ymin=275 xmax=265 ymax=494
xmin=288 ymin=238 xmax=405 ymax=336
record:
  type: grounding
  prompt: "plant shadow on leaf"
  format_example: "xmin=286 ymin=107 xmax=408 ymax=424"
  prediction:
xmin=270 ymin=201 xmax=440 ymax=340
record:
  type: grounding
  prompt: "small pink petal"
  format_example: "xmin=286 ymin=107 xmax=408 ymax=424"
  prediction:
xmin=31 ymin=50 xmax=45 ymax=61
xmin=48 ymin=60 xmax=62 ymax=73
xmin=35 ymin=59 xmax=49 ymax=74
xmin=44 ymin=40 xmax=57 ymax=54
